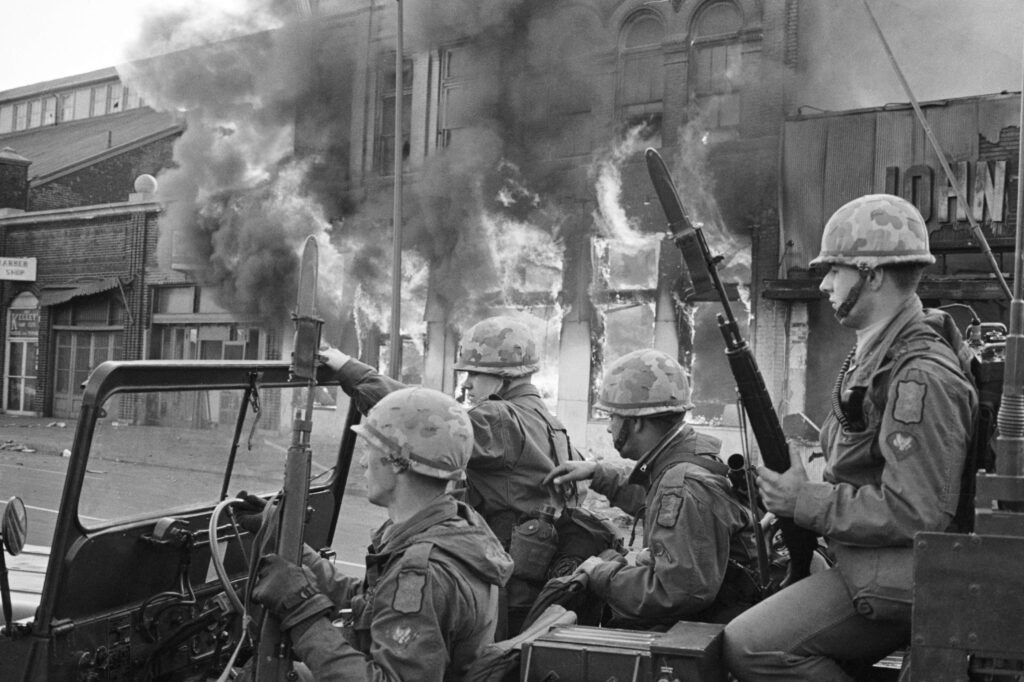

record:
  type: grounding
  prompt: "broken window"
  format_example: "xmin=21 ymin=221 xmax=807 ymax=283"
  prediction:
xmin=590 ymin=236 xmax=663 ymax=417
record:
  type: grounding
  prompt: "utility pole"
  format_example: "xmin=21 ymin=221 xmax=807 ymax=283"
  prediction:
xmin=388 ymin=0 xmax=404 ymax=379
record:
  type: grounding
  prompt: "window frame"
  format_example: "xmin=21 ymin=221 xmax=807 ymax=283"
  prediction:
xmin=616 ymin=9 xmax=667 ymax=139
xmin=688 ymin=0 xmax=744 ymax=133
xmin=374 ymin=53 xmax=413 ymax=176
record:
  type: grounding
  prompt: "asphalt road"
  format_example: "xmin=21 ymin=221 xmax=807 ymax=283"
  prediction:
xmin=0 ymin=415 xmax=387 ymax=578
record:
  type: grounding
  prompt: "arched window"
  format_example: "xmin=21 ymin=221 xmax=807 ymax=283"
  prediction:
xmin=617 ymin=10 xmax=665 ymax=136
xmin=690 ymin=1 xmax=743 ymax=131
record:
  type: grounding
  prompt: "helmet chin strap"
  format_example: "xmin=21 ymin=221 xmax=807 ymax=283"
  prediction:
xmin=834 ymin=267 xmax=871 ymax=321
xmin=612 ymin=417 xmax=634 ymax=452
xmin=627 ymin=418 xmax=689 ymax=486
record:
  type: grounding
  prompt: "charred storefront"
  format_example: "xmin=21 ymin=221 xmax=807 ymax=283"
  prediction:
xmin=762 ymin=92 xmax=1019 ymax=439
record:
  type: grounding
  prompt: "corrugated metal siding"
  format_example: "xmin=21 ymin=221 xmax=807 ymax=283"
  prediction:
xmin=823 ymin=113 xmax=876 ymax=223
xmin=781 ymin=118 xmax=827 ymax=272
xmin=874 ymin=110 xmax=915 ymax=193
xmin=927 ymin=100 xmax=979 ymax=168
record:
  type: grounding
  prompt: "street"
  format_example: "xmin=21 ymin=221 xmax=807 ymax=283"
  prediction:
xmin=0 ymin=414 xmax=387 ymax=578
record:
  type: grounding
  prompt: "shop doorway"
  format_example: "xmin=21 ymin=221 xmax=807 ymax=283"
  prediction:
xmin=4 ymin=293 xmax=39 ymax=414
xmin=53 ymin=331 xmax=123 ymax=419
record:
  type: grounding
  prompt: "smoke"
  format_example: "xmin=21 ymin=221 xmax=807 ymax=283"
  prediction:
xmin=120 ymin=0 xmax=602 ymax=360
xmin=795 ymin=0 xmax=1023 ymax=112
xmin=670 ymin=112 xmax=750 ymax=291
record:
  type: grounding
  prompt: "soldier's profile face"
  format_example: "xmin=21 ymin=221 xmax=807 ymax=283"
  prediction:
xmin=462 ymin=372 xmax=503 ymax=406
xmin=362 ymin=439 xmax=397 ymax=507
xmin=820 ymin=265 xmax=863 ymax=321
xmin=608 ymin=415 xmax=638 ymax=459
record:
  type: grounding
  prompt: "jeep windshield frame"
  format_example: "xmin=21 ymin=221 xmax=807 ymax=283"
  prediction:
xmin=33 ymin=360 xmax=358 ymax=636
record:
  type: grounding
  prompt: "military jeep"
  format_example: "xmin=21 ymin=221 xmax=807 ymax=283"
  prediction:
xmin=0 ymin=360 xmax=361 ymax=681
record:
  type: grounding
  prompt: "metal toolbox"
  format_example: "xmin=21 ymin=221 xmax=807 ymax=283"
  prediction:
xmin=521 ymin=621 xmax=726 ymax=681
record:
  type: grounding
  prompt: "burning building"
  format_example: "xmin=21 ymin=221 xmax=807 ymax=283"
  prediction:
xmin=0 ymin=0 xmax=1020 ymax=460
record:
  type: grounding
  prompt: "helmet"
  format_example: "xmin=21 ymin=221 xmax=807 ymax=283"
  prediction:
xmin=809 ymin=194 xmax=935 ymax=269
xmin=454 ymin=315 xmax=539 ymax=378
xmin=351 ymin=387 xmax=473 ymax=481
xmin=596 ymin=349 xmax=693 ymax=416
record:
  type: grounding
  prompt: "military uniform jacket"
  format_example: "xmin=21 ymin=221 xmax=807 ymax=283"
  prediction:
xmin=292 ymin=495 xmax=514 ymax=681
xmin=335 ymin=359 xmax=576 ymax=545
xmin=586 ymin=426 xmax=757 ymax=625
xmin=795 ymin=297 xmax=978 ymax=620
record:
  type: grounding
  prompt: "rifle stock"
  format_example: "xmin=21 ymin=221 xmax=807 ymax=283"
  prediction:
xmin=645 ymin=147 xmax=816 ymax=585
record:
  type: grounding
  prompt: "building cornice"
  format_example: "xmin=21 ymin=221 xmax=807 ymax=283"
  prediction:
xmin=0 ymin=201 xmax=161 ymax=226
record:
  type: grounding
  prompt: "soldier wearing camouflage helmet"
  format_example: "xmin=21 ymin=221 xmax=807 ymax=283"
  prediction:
xmin=724 ymin=194 xmax=977 ymax=681
xmin=545 ymin=348 xmax=759 ymax=628
xmin=251 ymin=388 xmax=513 ymax=681
xmin=318 ymin=314 xmax=582 ymax=636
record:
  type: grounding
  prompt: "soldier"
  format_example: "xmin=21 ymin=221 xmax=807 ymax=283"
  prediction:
xmin=543 ymin=348 xmax=759 ymax=629
xmin=319 ymin=314 xmax=579 ymax=635
xmin=250 ymin=387 xmax=514 ymax=681
xmin=723 ymin=194 xmax=978 ymax=680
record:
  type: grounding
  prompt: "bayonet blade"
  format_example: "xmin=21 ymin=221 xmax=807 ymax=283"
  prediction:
xmin=645 ymin=148 xmax=713 ymax=299
xmin=291 ymin=236 xmax=322 ymax=381
xmin=296 ymin=236 xmax=319 ymax=318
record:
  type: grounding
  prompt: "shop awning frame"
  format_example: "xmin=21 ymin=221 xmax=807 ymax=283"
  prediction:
xmin=39 ymin=277 xmax=126 ymax=308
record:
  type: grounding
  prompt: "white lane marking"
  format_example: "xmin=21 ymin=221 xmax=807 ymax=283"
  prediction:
xmin=0 ymin=461 xmax=102 ymax=479
xmin=20 ymin=504 xmax=105 ymax=522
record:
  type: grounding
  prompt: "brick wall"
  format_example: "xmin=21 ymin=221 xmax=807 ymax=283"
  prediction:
xmin=1 ymin=206 xmax=159 ymax=415
xmin=29 ymin=138 xmax=176 ymax=211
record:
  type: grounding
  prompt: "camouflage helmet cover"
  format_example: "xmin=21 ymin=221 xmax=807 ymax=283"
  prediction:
xmin=809 ymin=194 xmax=936 ymax=269
xmin=351 ymin=387 xmax=473 ymax=481
xmin=597 ymin=349 xmax=694 ymax=417
xmin=454 ymin=315 xmax=540 ymax=378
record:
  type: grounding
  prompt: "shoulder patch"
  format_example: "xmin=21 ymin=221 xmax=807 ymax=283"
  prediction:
xmin=892 ymin=380 xmax=926 ymax=424
xmin=656 ymin=493 xmax=683 ymax=527
xmin=392 ymin=570 xmax=426 ymax=614
xmin=886 ymin=431 xmax=919 ymax=460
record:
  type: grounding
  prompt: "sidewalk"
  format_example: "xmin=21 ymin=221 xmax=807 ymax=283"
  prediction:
xmin=0 ymin=414 xmax=77 ymax=458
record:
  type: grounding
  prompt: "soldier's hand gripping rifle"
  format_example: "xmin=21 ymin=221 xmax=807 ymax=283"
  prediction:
xmin=645 ymin=148 xmax=818 ymax=587
xmin=253 ymin=236 xmax=323 ymax=680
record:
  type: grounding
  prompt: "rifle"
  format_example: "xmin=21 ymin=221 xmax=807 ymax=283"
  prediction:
xmin=645 ymin=147 xmax=818 ymax=586
xmin=253 ymin=236 xmax=323 ymax=680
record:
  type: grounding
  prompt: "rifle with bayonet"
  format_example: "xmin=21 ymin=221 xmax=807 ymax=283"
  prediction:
xmin=253 ymin=235 xmax=323 ymax=680
xmin=645 ymin=147 xmax=817 ymax=587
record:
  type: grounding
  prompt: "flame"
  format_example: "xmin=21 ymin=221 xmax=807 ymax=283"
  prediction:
xmin=589 ymin=124 xmax=652 ymax=252
xmin=481 ymin=210 xmax=564 ymax=303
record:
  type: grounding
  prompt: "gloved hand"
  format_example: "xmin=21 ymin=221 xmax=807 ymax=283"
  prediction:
xmin=318 ymin=345 xmax=352 ymax=373
xmin=574 ymin=549 xmax=627 ymax=579
xmin=252 ymin=554 xmax=334 ymax=631
xmin=232 ymin=491 xmax=267 ymax=534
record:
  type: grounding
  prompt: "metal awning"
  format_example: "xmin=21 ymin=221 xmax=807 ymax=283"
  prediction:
xmin=39 ymin=277 xmax=123 ymax=307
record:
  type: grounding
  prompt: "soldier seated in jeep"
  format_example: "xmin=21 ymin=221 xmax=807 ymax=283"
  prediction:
xmin=544 ymin=348 xmax=759 ymax=630
xmin=250 ymin=387 xmax=513 ymax=681
xmin=319 ymin=314 xmax=581 ymax=636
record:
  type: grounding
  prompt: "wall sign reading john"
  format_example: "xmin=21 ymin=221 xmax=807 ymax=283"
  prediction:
xmin=885 ymin=160 xmax=1007 ymax=227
